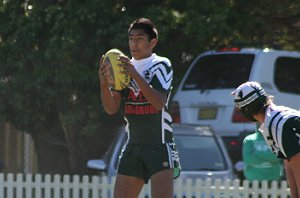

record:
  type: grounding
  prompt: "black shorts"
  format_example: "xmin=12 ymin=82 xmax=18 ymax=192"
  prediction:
xmin=117 ymin=143 xmax=181 ymax=183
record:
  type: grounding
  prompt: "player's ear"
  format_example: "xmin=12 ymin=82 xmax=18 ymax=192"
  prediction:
xmin=150 ymin=38 xmax=158 ymax=48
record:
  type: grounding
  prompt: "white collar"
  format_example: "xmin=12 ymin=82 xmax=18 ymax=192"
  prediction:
xmin=131 ymin=53 xmax=156 ymax=68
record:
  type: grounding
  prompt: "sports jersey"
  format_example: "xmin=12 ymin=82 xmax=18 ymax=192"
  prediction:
xmin=120 ymin=53 xmax=174 ymax=144
xmin=259 ymin=104 xmax=300 ymax=159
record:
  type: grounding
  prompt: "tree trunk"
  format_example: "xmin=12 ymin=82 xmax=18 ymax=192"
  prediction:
xmin=30 ymin=113 xmax=71 ymax=174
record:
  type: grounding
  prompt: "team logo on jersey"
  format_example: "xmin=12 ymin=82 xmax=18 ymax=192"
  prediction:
xmin=143 ymin=69 xmax=153 ymax=81
xmin=162 ymin=161 xmax=169 ymax=167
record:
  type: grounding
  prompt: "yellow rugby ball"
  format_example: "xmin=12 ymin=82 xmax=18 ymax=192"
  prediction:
xmin=103 ymin=49 xmax=131 ymax=91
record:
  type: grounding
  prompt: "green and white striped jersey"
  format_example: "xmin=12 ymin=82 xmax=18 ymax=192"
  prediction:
xmin=259 ymin=104 xmax=300 ymax=159
xmin=121 ymin=53 xmax=174 ymax=144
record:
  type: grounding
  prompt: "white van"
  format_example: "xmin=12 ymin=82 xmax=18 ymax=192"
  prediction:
xmin=171 ymin=47 xmax=300 ymax=163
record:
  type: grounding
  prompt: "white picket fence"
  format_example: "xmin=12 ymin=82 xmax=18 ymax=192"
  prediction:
xmin=0 ymin=173 xmax=291 ymax=198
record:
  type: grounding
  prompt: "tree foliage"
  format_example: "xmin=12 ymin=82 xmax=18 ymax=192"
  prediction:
xmin=1 ymin=0 xmax=300 ymax=173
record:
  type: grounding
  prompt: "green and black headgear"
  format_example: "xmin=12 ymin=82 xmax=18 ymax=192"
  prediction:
xmin=231 ymin=81 xmax=268 ymax=121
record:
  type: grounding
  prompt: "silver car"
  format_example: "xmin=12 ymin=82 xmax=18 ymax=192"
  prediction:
xmin=87 ymin=124 xmax=236 ymax=180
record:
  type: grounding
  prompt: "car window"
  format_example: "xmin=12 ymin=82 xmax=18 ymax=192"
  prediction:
xmin=182 ymin=54 xmax=254 ymax=90
xmin=275 ymin=57 xmax=300 ymax=94
xmin=174 ymin=135 xmax=227 ymax=171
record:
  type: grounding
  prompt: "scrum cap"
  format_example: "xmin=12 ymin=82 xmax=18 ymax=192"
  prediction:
xmin=231 ymin=81 xmax=267 ymax=121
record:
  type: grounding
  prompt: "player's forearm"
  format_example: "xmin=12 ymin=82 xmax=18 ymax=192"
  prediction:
xmin=100 ymin=83 xmax=121 ymax=115
xmin=133 ymin=74 xmax=166 ymax=110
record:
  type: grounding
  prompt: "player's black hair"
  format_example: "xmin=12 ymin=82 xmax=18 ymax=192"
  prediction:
xmin=128 ymin=18 xmax=158 ymax=41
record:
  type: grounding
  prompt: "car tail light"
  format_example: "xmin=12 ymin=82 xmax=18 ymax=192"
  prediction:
xmin=170 ymin=101 xmax=180 ymax=123
xmin=216 ymin=47 xmax=241 ymax=52
xmin=231 ymin=108 xmax=251 ymax=123
xmin=229 ymin=140 xmax=239 ymax=146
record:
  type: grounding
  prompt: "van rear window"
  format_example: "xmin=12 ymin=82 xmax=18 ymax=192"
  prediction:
xmin=275 ymin=57 xmax=300 ymax=94
xmin=182 ymin=54 xmax=254 ymax=90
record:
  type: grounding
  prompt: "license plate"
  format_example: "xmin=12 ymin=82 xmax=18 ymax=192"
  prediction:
xmin=198 ymin=108 xmax=217 ymax=120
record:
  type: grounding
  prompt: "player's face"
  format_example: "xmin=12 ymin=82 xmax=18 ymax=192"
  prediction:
xmin=128 ymin=29 xmax=157 ymax=60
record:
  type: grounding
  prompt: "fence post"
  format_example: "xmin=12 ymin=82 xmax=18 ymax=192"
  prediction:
xmin=34 ymin=174 xmax=42 ymax=198
xmin=242 ymin=179 xmax=250 ymax=197
xmin=63 ymin=175 xmax=70 ymax=198
xmin=81 ymin=175 xmax=90 ymax=198
xmin=24 ymin=174 xmax=33 ymax=198
xmin=280 ymin=181 xmax=288 ymax=197
xmin=261 ymin=181 xmax=268 ymax=198
xmin=16 ymin=174 xmax=23 ymax=198
xmin=174 ymin=178 xmax=183 ymax=197
xmin=0 ymin=174 xmax=4 ymax=198
xmin=44 ymin=174 xmax=51 ymax=198
xmin=72 ymin=175 xmax=80 ymax=198
xmin=232 ymin=179 xmax=241 ymax=197
xmin=53 ymin=174 xmax=61 ymax=198
xmin=213 ymin=179 xmax=222 ymax=198
xmin=194 ymin=178 xmax=203 ymax=198
xmin=270 ymin=180 xmax=278 ymax=198
xmin=204 ymin=178 xmax=212 ymax=197
xmin=100 ymin=176 xmax=108 ymax=198
xmin=91 ymin=175 xmax=100 ymax=198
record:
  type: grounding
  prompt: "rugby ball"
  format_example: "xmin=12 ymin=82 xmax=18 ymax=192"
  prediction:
xmin=103 ymin=49 xmax=131 ymax=91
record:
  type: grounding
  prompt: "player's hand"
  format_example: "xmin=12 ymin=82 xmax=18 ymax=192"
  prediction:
xmin=99 ymin=55 xmax=114 ymax=86
xmin=118 ymin=55 xmax=138 ymax=78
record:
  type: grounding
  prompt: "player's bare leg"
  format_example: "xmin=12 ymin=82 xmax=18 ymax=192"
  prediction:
xmin=113 ymin=174 xmax=144 ymax=198
xmin=286 ymin=153 xmax=300 ymax=198
xmin=150 ymin=169 xmax=174 ymax=198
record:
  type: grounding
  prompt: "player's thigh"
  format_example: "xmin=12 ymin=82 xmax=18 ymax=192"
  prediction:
xmin=150 ymin=169 xmax=174 ymax=198
xmin=114 ymin=174 xmax=144 ymax=198
xmin=144 ymin=143 xmax=181 ymax=179
xmin=289 ymin=153 xmax=300 ymax=189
